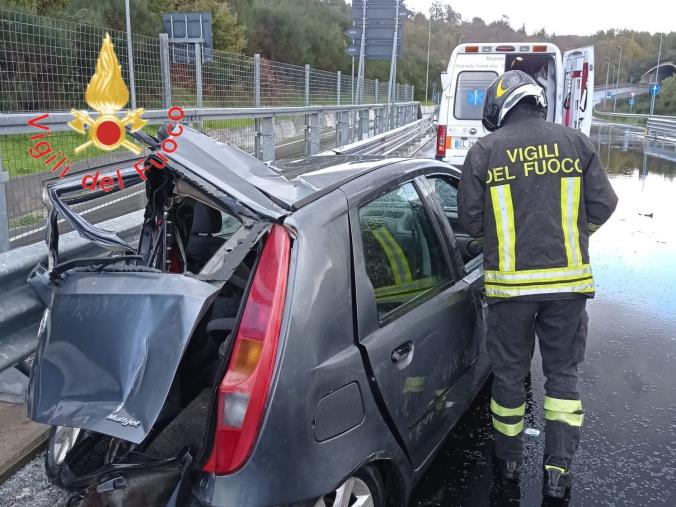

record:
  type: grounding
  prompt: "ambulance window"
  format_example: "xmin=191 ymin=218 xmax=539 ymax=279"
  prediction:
xmin=454 ymin=71 xmax=498 ymax=120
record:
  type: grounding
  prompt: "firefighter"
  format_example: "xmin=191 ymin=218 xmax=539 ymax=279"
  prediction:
xmin=458 ymin=70 xmax=618 ymax=498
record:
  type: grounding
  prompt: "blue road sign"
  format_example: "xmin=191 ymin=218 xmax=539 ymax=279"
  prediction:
xmin=649 ymin=83 xmax=661 ymax=96
xmin=628 ymin=97 xmax=636 ymax=106
xmin=467 ymin=89 xmax=485 ymax=107
xmin=606 ymin=91 xmax=612 ymax=99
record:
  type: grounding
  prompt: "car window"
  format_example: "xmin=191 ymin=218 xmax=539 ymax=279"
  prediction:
xmin=454 ymin=70 xmax=498 ymax=120
xmin=358 ymin=182 xmax=452 ymax=322
xmin=428 ymin=175 xmax=483 ymax=264
xmin=430 ymin=177 xmax=458 ymax=217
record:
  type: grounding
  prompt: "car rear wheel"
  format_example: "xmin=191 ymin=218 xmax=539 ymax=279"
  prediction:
xmin=311 ymin=465 xmax=385 ymax=507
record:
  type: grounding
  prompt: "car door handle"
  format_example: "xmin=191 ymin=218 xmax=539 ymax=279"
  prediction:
xmin=391 ymin=341 xmax=414 ymax=365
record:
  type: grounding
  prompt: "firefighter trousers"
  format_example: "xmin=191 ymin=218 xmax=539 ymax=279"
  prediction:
xmin=486 ymin=297 xmax=588 ymax=464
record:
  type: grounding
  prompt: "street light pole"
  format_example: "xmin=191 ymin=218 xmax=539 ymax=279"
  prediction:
xmin=613 ymin=45 xmax=622 ymax=111
xmin=124 ymin=0 xmax=136 ymax=109
xmin=604 ymin=56 xmax=611 ymax=107
xmin=425 ymin=12 xmax=431 ymax=103
xmin=649 ymin=33 xmax=663 ymax=116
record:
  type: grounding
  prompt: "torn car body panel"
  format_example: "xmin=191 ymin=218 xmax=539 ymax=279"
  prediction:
xmin=27 ymin=271 xmax=220 ymax=444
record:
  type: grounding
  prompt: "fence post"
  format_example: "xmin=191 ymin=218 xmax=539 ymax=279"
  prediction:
xmin=304 ymin=65 xmax=316 ymax=157
xmin=337 ymin=71 xmax=341 ymax=105
xmin=411 ymin=85 xmax=415 ymax=102
xmin=375 ymin=79 xmax=379 ymax=104
xmin=254 ymin=54 xmax=263 ymax=160
xmin=194 ymin=42 xmax=203 ymax=108
xmin=159 ymin=33 xmax=171 ymax=108
xmin=0 ymin=153 xmax=9 ymax=252
xmin=305 ymin=64 xmax=310 ymax=107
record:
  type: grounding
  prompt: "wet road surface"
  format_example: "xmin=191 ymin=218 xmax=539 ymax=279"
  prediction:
xmin=410 ymin=123 xmax=676 ymax=506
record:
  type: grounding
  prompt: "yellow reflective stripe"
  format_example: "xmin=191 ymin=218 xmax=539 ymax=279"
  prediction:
xmin=561 ymin=177 xmax=582 ymax=266
xmin=485 ymin=264 xmax=592 ymax=284
xmin=374 ymin=277 xmax=439 ymax=297
xmin=485 ymin=279 xmax=595 ymax=298
xmin=490 ymin=184 xmax=516 ymax=272
xmin=492 ymin=417 xmax=524 ymax=437
xmin=371 ymin=226 xmax=413 ymax=285
xmin=544 ymin=396 xmax=582 ymax=413
xmin=545 ymin=410 xmax=584 ymax=427
xmin=545 ymin=465 xmax=567 ymax=474
xmin=374 ymin=277 xmax=440 ymax=303
xmin=490 ymin=399 xmax=526 ymax=417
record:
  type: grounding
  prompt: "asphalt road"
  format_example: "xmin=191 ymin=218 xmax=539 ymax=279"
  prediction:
xmin=409 ymin=124 xmax=676 ymax=506
xmin=2 ymin=124 xmax=675 ymax=507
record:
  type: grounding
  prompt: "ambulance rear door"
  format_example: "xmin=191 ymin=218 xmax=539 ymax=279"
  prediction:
xmin=559 ymin=46 xmax=594 ymax=136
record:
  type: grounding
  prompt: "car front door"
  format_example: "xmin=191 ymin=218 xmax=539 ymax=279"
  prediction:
xmin=346 ymin=174 xmax=479 ymax=468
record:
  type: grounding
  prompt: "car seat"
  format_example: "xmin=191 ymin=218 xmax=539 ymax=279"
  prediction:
xmin=186 ymin=202 xmax=226 ymax=271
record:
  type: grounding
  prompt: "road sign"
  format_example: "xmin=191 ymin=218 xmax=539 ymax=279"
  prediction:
xmin=630 ymin=91 xmax=636 ymax=97
xmin=349 ymin=0 xmax=407 ymax=61
xmin=606 ymin=91 xmax=612 ymax=99
xmin=628 ymin=97 xmax=636 ymax=106
xmin=649 ymin=83 xmax=661 ymax=96
xmin=162 ymin=12 xmax=213 ymax=63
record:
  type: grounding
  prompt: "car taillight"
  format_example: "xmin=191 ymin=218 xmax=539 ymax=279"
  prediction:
xmin=203 ymin=224 xmax=291 ymax=475
xmin=436 ymin=125 xmax=447 ymax=159
xmin=533 ymin=45 xmax=548 ymax=52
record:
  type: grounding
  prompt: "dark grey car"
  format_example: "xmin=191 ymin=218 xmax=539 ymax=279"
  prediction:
xmin=27 ymin=126 xmax=488 ymax=507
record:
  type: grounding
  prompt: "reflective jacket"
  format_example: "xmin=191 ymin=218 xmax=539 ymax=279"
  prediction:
xmin=458 ymin=103 xmax=618 ymax=301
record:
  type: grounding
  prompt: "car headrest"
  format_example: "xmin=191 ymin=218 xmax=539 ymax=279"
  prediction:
xmin=191 ymin=203 xmax=222 ymax=235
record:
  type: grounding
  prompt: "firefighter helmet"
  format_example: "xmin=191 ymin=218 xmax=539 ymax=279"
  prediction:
xmin=482 ymin=70 xmax=547 ymax=132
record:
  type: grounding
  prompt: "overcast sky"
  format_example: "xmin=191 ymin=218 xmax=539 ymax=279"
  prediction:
xmin=403 ymin=0 xmax=675 ymax=35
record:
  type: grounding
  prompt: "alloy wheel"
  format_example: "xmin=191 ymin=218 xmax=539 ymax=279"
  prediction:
xmin=313 ymin=476 xmax=375 ymax=507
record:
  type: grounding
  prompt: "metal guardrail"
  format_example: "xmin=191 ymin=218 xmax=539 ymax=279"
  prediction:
xmin=646 ymin=117 xmax=676 ymax=139
xmin=0 ymin=101 xmax=420 ymax=249
xmin=326 ymin=118 xmax=432 ymax=157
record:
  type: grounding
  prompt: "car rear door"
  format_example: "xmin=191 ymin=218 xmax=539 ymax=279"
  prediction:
xmin=560 ymin=46 xmax=595 ymax=136
xmin=346 ymin=170 xmax=478 ymax=467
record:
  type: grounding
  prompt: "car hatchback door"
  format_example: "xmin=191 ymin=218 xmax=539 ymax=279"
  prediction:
xmin=347 ymin=175 xmax=479 ymax=467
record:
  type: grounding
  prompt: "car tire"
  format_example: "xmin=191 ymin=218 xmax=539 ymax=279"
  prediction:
xmin=44 ymin=426 xmax=109 ymax=490
xmin=301 ymin=464 xmax=386 ymax=507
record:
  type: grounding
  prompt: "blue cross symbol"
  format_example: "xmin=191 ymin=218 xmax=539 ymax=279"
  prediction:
xmin=467 ymin=89 xmax=486 ymax=106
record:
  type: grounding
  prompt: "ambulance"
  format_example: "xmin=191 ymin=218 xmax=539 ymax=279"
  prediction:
xmin=435 ymin=42 xmax=594 ymax=165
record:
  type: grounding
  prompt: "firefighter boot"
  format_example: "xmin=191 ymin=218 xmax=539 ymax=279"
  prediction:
xmin=494 ymin=457 xmax=522 ymax=481
xmin=542 ymin=457 xmax=572 ymax=498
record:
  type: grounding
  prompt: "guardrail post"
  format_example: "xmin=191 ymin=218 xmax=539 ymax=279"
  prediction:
xmin=359 ymin=109 xmax=369 ymax=140
xmin=159 ymin=33 xmax=171 ymax=108
xmin=0 ymin=152 xmax=9 ymax=252
xmin=306 ymin=113 xmax=320 ymax=157
xmin=337 ymin=110 xmax=350 ymax=147
xmin=194 ymin=42 xmax=203 ymax=108
xmin=261 ymin=115 xmax=275 ymax=162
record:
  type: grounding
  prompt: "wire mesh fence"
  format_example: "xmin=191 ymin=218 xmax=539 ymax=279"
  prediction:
xmin=0 ymin=8 xmax=416 ymax=249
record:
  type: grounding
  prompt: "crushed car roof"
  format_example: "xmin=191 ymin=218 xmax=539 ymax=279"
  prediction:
xmin=163 ymin=127 xmax=405 ymax=212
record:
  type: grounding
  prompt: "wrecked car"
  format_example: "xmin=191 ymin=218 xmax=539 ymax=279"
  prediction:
xmin=27 ymin=125 xmax=489 ymax=507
